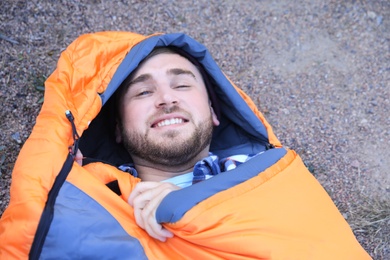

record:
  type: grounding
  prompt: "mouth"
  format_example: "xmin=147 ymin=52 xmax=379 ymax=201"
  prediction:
xmin=151 ymin=117 xmax=189 ymax=128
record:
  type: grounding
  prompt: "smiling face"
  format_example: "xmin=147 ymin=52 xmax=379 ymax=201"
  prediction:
xmin=117 ymin=50 xmax=219 ymax=168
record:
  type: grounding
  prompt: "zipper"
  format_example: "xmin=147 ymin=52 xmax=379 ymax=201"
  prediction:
xmin=65 ymin=110 xmax=80 ymax=157
xmin=266 ymin=142 xmax=275 ymax=150
xmin=29 ymin=110 xmax=78 ymax=260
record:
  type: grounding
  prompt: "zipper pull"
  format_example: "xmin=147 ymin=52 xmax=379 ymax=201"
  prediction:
xmin=65 ymin=110 xmax=80 ymax=158
xmin=266 ymin=142 xmax=275 ymax=150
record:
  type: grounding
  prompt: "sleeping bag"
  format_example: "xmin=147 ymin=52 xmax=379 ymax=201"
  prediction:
xmin=0 ymin=31 xmax=371 ymax=259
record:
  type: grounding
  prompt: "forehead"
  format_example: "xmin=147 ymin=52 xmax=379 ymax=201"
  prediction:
xmin=133 ymin=53 xmax=201 ymax=77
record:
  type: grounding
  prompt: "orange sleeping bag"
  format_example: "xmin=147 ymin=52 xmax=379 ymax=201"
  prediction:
xmin=0 ymin=31 xmax=370 ymax=259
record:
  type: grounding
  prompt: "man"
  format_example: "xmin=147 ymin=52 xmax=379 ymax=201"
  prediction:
xmin=0 ymin=32 xmax=370 ymax=259
xmin=75 ymin=46 xmax=223 ymax=242
xmin=116 ymin=47 xmax=220 ymax=242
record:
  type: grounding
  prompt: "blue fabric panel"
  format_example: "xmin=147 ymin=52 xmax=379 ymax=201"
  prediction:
xmin=210 ymin=119 xmax=268 ymax=158
xmin=156 ymin=148 xmax=287 ymax=223
xmin=40 ymin=182 xmax=148 ymax=260
xmin=100 ymin=33 xmax=269 ymax=144
xmin=100 ymin=37 xmax=160 ymax=105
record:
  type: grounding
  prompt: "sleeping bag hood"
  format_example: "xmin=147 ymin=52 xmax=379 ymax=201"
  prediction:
xmin=0 ymin=31 xmax=370 ymax=260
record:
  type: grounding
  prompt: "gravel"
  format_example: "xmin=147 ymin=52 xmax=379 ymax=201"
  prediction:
xmin=1 ymin=0 xmax=389 ymax=258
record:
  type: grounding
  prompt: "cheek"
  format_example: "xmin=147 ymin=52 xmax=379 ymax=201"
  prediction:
xmin=121 ymin=106 xmax=139 ymax=128
xmin=187 ymin=92 xmax=210 ymax=110
xmin=191 ymin=102 xmax=213 ymax=122
xmin=125 ymin=114 xmax=140 ymax=128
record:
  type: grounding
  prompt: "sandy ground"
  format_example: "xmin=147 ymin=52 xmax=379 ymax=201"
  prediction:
xmin=0 ymin=0 xmax=389 ymax=258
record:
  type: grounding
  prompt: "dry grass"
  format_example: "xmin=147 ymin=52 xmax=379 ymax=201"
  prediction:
xmin=348 ymin=196 xmax=390 ymax=258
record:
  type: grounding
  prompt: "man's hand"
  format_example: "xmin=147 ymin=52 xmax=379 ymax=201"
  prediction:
xmin=128 ymin=182 xmax=180 ymax=242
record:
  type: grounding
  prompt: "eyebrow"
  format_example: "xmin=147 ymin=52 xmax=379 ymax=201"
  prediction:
xmin=128 ymin=68 xmax=197 ymax=87
xmin=128 ymin=74 xmax=152 ymax=86
xmin=167 ymin=68 xmax=196 ymax=79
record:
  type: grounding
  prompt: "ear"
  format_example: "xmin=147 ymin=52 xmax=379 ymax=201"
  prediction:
xmin=210 ymin=106 xmax=220 ymax=126
xmin=115 ymin=123 xmax=122 ymax=143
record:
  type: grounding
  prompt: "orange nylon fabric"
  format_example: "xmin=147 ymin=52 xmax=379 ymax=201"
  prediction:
xmin=0 ymin=31 xmax=370 ymax=259
xmin=67 ymin=152 xmax=370 ymax=259
xmin=161 ymin=150 xmax=370 ymax=259
xmin=0 ymin=31 xmax=148 ymax=259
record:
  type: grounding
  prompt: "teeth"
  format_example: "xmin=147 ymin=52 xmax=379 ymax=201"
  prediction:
xmin=156 ymin=118 xmax=183 ymax=127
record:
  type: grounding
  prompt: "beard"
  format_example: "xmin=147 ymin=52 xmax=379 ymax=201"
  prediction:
xmin=120 ymin=107 xmax=214 ymax=167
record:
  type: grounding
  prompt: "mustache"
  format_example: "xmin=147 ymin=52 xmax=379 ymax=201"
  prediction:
xmin=161 ymin=105 xmax=181 ymax=114
xmin=148 ymin=105 xmax=191 ymax=123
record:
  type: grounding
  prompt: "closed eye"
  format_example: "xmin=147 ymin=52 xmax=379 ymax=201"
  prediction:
xmin=136 ymin=90 xmax=153 ymax=97
xmin=175 ymin=85 xmax=190 ymax=89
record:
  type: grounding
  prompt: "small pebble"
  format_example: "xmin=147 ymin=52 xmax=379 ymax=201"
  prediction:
xmin=376 ymin=16 xmax=383 ymax=26
xmin=11 ymin=132 xmax=22 ymax=144
xmin=351 ymin=160 xmax=360 ymax=169
xmin=367 ymin=11 xmax=376 ymax=20
xmin=281 ymin=108 xmax=290 ymax=115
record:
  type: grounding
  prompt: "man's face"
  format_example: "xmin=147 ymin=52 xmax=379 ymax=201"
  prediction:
xmin=117 ymin=52 xmax=220 ymax=167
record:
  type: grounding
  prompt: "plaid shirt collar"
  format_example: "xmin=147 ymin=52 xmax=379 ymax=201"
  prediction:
xmin=118 ymin=153 xmax=260 ymax=184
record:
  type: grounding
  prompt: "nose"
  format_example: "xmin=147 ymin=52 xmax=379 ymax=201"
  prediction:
xmin=155 ymin=89 xmax=179 ymax=108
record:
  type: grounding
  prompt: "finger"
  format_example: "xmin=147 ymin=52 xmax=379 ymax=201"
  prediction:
xmin=133 ymin=185 xmax=167 ymax=229
xmin=141 ymin=201 xmax=173 ymax=242
xmin=131 ymin=182 xmax=165 ymax=228
xmin=130 ymin=182 xmax=177 ymax=207
xmin=132 ymin=202 xmax=146 ymax=230
xmin=138 ymin=185 xmax=176 ymax=241
xmin=133 ymin=182 xmax=179 ymax=215
xmin=129 ymin=182 xmax=179 ymax=241
xmin=144 ymin=223 xmax=173 ymax=242
xmin=128 ymin=182 xmax=162 ymax=206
